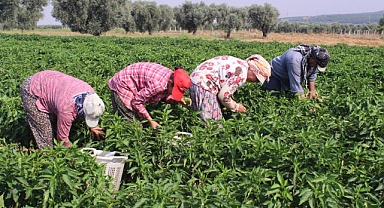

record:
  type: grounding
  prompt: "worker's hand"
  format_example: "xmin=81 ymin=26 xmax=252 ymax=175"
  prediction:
xmin=237 ymin=104 xmax=247 ymax=113
xmin=309 ymin=91 xmax=323 ymax=102
xmin=149 ymin=120 xmax=161 ymax=130
xmin=90 ymin=126 xmax=105 ymax=140
xmin=180 ymin=97 xmax=192 ymax=106
xmin=62 ymin=138 xmax=71 ymax=148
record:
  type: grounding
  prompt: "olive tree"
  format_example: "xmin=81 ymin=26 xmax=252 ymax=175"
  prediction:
xmin=330 ymin=22 xmax=341 ymax=34
xmin=312 ymin=23 xmax=328 ymax=34
xmin=232 ymin=7 xmax=249 ymax=30
xmin=119 ymin=0 xmax=135 ymax=33
xmin=213 ymin=5 xmax=242 ymax=39
xmin=214 ymin=3 xmax=229 ymax=26
xmin=248 ymin=3 xmax=279 ymax=38
xmin=204 ymin=3 xmax=220 ymax=30
xmin=222 ymin=13 xmax=242 ymax=39
xmin=0 ymin=0 xmax=19 ymax=29
xmin=0 ymin=0 xmax=48 ymax=30
xmin=174 ymin=1 xmax=207 ymax=34
xmin=17 ymin=0 xmax=48 ymax=31
xmin=158 ymin=4 xmax=173 ymax=32
xmin=52 ymin=0 xmax=125 ymax=36
xmin=276 ymin=21 xmax=293 ymax=33
xmin=131 ymin=1 xmax=160 ymax=35
xmin=380 ymin=14 xmax=384 ymax=31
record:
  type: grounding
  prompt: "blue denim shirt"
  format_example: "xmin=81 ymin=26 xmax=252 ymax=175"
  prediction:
xmin=269 ymin=49 xmax=317 ymax=93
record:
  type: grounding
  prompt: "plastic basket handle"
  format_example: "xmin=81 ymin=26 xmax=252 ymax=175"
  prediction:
xmin=81 ymin=148 xmax=97 ymax=154
xmin=81 ymin=148 xmax=104 ymax=156
xmin=175 ymin=132 xmax=192 ymax=137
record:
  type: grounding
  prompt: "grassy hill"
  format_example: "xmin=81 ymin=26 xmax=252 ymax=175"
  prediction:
xmin=279 ymin=10 xmax=384 ymax=24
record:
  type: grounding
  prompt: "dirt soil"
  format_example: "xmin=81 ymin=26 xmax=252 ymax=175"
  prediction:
xmin=248 ymin=32 xmax=384 ymax=47
xmin=192 ymin=30 xmax=384 ymax=47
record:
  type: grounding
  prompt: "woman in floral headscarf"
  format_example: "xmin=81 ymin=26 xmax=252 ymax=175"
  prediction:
xmin=189 ymin=55 xmax=271 ymax=121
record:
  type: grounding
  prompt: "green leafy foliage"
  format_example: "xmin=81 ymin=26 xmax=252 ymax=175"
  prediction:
xmin=0 ymin=140 xmax=114 ymax=207
xmin=0 ymin=33 xmax=384 ymax=207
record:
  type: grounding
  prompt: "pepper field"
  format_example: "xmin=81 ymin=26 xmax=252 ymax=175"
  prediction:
xmin=0 ymin=33 xmax=383 ymax=207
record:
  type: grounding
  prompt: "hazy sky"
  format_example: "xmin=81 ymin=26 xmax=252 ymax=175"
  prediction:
xmin=37 ymin=0 xmax=384 ymax=25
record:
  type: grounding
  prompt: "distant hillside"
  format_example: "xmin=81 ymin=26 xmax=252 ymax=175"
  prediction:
xmin=279 ymin=10 xmax=384 ymax=24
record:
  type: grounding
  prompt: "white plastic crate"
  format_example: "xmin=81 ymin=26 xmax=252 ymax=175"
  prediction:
xmin=81 ymin=148 xmax=128 ymax=191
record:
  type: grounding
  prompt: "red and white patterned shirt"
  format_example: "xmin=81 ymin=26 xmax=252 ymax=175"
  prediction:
xmin=108 ymin=62 xmax=173 ymax=120
xmin=190 ymin=56 xmax=249 ymax=111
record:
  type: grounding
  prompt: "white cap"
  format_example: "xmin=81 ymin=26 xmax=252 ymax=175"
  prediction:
xmin=83 ymin=94 xmax=105 ymax=128
xmin=315 ymin=48 xmax=330 ymax=72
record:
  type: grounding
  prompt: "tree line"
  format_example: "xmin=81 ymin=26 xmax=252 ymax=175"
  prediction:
xmin=0 ymin=0 xmax=279 ymax=38
xmin=276 ymin=22 xmax=382 ymax=35
xmin=280 ymin=10 xmax=384 ymax=25
xmin=1 ymin=0 xmax=384 ymax=38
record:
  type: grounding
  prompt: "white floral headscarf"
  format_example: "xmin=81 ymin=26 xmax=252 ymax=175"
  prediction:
xmin=246 ymin=54 xmax=271 ymax=84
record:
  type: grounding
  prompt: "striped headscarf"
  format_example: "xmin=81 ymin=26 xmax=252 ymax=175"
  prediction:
xmin=73 ymin=92 xmax=92 ymax=117
xmin=292 ymin=44 xmax=322 ymax=85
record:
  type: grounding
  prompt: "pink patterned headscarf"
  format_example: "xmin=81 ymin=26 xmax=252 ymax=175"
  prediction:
xmin=246 ymin=54 xmax=271 ymax=84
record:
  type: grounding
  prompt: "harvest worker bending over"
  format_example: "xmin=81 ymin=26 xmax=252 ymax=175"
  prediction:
xmin=189 ymin=55 xmax=271 ymax=121
xmin=108 ymin=62 xmax=191 ymax=129
xmin=20 ymin=70 xmax=106 ymax=149
xmin=266 ymin=44 xmax=330 ymax=100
